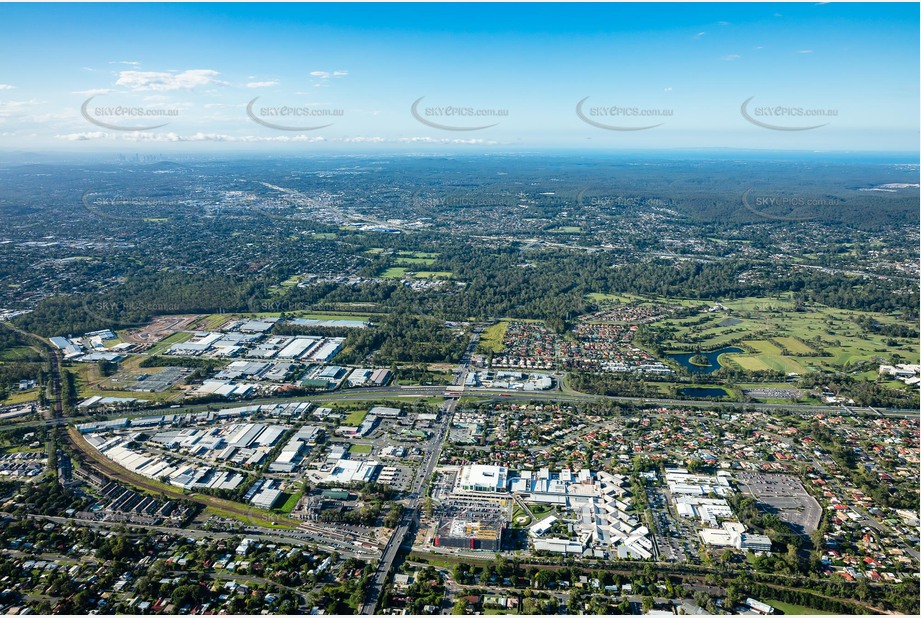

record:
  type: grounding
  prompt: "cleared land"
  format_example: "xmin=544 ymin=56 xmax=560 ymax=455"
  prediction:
xmin=397 ymin=251 xmax=439 ymax=259
xmin=765 ymin=600 xmax=836 ymax=615
xmin=477 ymin=321 xmax=509 ymax=354
xmin=0 ymin=389 xmax=39 ymax=405
xmin=394 ymin=256 xmax=436 ymax=266
xmin=0 ymin=345 xmax=42 ymax=361
xmin=413 ymin=271 xmax=453 ymax=279
xmin=196 ymin=314 xmax=234 ymax=330
xmin=343 ymin=409 xmax=369 ymax=426
xmin=73 ymin=361 xmax=184 ymax=403
xmin=147 ymin=330 xmax=194 ymax=355
xmin=381 ymin=267 xmax=408 ymax=279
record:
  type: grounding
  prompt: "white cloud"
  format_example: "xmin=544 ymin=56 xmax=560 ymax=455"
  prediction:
xmin=717 ymin=21 xmax=730 ymax=26
xmin=0 ymin=84 xmax=16 ymax=91
xmin=722 ymin=54 xmax=741 ymax=61
xmin=116 ymin=69 xmax=225 ymax=91
xmin=122 ymin=131 xmax=329 ymax=143
xmin=798 ymin=49 xmax=814 ymax=54
xmin=110 ymin=60 xmax=141 ymax=66
xmin=73 ymin=88 xmax=114 ymax=96
xmin=122 ymin=132 xmax=182 ymax=142
xmin=694 ymin=32 xmax=706 ymax=40
xmin=55 ymin=131 xmax=108 ymax=141
xmin=98 ymin=132 xmax=498 ymax=145
xmin=309 ymin=70 xmax=348 ymax=80
xmin=29 ymin=110 xmax=80 ymax=123
xmin=397 ymin=137 xmax=497 ymax=145
xmin=0 ymin=99 xmax=43 ymax=118
xmin=246 ymin=81 xmax=278 ymax=88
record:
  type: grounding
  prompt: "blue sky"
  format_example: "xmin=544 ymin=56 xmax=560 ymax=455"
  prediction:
xmin=0 ymin=2 xmax=918 ymax=153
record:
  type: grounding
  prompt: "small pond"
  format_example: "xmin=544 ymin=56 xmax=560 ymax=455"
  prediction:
xmin=667 ymin=347 xmax=744 ymax=374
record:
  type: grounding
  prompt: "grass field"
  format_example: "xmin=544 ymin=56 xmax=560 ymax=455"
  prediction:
xmin=397 ymin=371 xmax=453 ymax=386
xmin=407 ymin=552 xmax=492 ymax=569
xmin=0 ymin=388 xmax=39 ymax=405
xmin=147 ymin=330 xmax=195 ymax=355
xmin=774 ymin=336 xmax=816 ymax=355
xmin=203 ymin=505 xmax=298 ymax=529
xmin=528 ymin=503 xmax=555 ymax=520
xmin=0 ymin=345 xmax=42 ymax=361
xmin=72 ymin=362 xmax=183 ymax=403
xmin=727 ymin=355 xmax=772 ymax=371
xmin=511 ymin=506 xmax=532 ymax=528
xmin=549 ymin=226 xmax=581 ymax=233
xmin=746 ymin=340 xmax=784 ymax=355
xmin=275 ymin=490 xmax=302 ymax=514
xmin=587 ymin=292 xmax=644 ymax=304
xmin=194 ymin=313 xmax=233 ymax=330
xmin=587 ymin=292 xmax=704 ymax=308
xmin=397 ymin=251 xmax=439 ymax=259
xmin=196 ymin=310 xmax=376 ymax=323
xmin=477 ymin=321 xmax=509 ymax=354
xmin=291 ymin=311 xmax=375 ymax=321
xmin=653 ymin=293 xmax=918 ymax=374
xmin=343 ymin=409 xmax=369 ymax=426
xmin=413 ymin=271 xmax=453 ymax=279
xmin=381 ymin=267 xmax=408 ymax=279
xmin=395 ymin=256 xmax=437 ymax=266
xmin=382 ymin=264 xmax=453 ymax=279
xmin=2 ymin=445 xmax=44 ymax=454
xmin=764 ymin=600 xmax=836 ymax=615
xmin=350 ymin=443 xmax=372 ymax=454
xmin=727 ymin=340 xmax=808 ymax=373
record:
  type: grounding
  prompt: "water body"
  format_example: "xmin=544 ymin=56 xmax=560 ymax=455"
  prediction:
xmin=667 ymin=347 xmax=744 ymax=374
xmin=679 ymin=387 xmax=729 ymax=399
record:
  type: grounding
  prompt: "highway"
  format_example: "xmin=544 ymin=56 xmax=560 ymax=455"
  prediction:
xmin=88 ymin=383 xmax=921 ymax=419
xmin=358 ymin=326 xmax=481 ymax=614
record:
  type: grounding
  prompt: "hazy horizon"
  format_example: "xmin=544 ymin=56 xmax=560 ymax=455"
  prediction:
xmin=1 ymin=2 xmax=918 ymax=153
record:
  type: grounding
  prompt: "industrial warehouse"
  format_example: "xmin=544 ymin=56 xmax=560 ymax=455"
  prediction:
xmin=165 ymin=331 xmax=345 ymax=362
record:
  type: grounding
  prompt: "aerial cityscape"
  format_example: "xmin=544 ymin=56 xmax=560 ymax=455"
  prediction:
xmin=0 ymin=2 xmax=918 ymax=616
